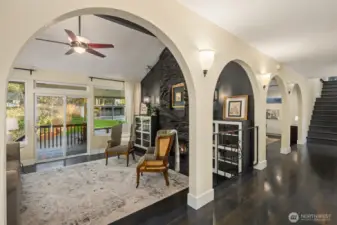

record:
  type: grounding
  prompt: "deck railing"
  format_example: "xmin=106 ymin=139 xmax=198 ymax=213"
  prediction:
xmin=38 ymin=123 xmax=87 ymax=149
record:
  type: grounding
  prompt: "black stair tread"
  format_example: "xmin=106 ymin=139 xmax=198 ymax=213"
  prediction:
xmin=312 ymin=114 xmax=337 ymax=117
xmin=309 ymin=130 xmax=337 ymax=135
xmin=310 ymin=124 xmax=337 ymax=128
xmin=313 ymin=109 xmax=337 ymax=111
xmin=307 ymin=136 xmax=337 ymax=141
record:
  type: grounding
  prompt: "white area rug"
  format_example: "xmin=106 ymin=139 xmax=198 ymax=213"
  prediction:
xmin=20 ymin=157 xmax=188 ymax=225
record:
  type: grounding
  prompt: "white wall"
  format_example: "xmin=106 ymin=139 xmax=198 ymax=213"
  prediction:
xmin=0 ymin=1 xmax=314 ymax=219
xmin=9 ymin=69 xmax=138 ymax=163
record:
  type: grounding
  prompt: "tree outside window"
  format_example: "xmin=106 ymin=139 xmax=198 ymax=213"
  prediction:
xmin=6 ymin=82 xmax=25 ymax=142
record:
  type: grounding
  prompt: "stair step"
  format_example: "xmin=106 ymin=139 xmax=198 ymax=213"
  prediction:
xmin=312 ymin=115 xmax=337 ymax=120
xmin=316 ymin=98 xmax=337 ymax=103
xmin=313 ymin=110 xmax=337 ymax=115
xmin=310 ymin=125 xmax=337 ymax=133
xmin=322 ymin=87 xmax=337 ymax=91
xmin=321 ymin=94 xmax=337 ymax=97
xmin=314 ymin=105 xmax=337 ymax=110
xmin=324 ymin=81 xmax=337 ymax=86
xmin=311 ymin=120 xmax=337 ymax=126
xmin=307 ymin=137 xmax=337 ymax=146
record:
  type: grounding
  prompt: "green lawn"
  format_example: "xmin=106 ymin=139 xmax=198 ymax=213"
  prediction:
xmin=93 ymin=119 xmax=122 ymax=129
xmin=71 ymin=117 xmax=123 ymax=129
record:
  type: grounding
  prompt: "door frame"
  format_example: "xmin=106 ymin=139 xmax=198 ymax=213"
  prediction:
xmin=34 ymin=93 xmax=89 ymax=163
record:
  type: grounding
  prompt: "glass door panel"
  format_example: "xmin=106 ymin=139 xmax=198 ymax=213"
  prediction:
xmin=36 ymin=95 xmax=64 ymax=161
xmin=66 ymin=97 xmax=87 ymax=156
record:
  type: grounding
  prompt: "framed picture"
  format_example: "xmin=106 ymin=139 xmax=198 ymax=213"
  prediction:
xmin=223 ymin=95 xmax=248 ymax=120
xmin=266 ymin=109 xmax=280 ymax=120
xmin=140 ymin=103 xmax=148 ymax=115
xmin=267 ymin=97 xmax=282 ymax=104
xmin=172 ymin=83 xmax=185 ymax=109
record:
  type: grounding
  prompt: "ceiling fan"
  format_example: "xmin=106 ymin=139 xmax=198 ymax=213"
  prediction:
xmin=35 ymin=16 xmax=114 ymax=58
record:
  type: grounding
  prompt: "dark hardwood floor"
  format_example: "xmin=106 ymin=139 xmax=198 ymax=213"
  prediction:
xmin=111 ymin=141 xmax=337 ymax=225
xmin=23 ymin=141 xmax=337 ymax=225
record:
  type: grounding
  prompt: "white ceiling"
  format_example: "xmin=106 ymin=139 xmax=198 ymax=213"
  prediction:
xmin=15 ymin=15 xmax=165 ymax=81
xmin=178 ymin=0 xmax=337 ymax=78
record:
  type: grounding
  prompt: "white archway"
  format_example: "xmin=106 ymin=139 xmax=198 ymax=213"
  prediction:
xmin=265 ymin=75 xmax=291 ymax=154
xmin=292 ymin=84 xmax=304 ymax=144
xmin=210 ymin=58 xmax=266 ymax=168
xmin=0 ymin=4 xmax=213 ymax=224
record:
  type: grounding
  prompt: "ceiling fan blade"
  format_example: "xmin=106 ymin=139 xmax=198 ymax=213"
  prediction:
xmin=64 ymin=29 xmax=77 ymax=41
xmin=86 ymin=48 xmax=106 ymax=58
xmin=65 ymin=48 xmax=75 ymax=55
xmin=88 ymin=43 xmax=114 ymax=48
xmin=35 ymin=38 xmax=70 ymax=46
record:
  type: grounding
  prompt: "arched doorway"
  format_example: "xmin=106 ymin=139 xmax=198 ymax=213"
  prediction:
xmin=0 ymin=6 xmax=207 ymax=224
xmin=291 ymin=84 xmax=304 ymax=144
xmin=212 ymin=61 xmax=257 ymax=185
xmin=265 ymin=75 xmax=291 ymax=155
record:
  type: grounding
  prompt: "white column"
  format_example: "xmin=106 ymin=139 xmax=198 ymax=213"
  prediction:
xmin=124 ymin=82 xmax=135 ymax=123
xmin=187 ymin=89 xmax=214 ymax=209
xmin=133 ymin=83 xmax=141 ymax=115
xmin=21 ymin=79 xmax=35 ymax=164
xmin=280 ymin=93 xmax=291 ymax=154
xmin=123 ymin=82 xmax=135 ymax=138
xmin=254 ymin=103 xmax=267 ymax=170
xmin=87 ymin=83 xmax=94 ymax=154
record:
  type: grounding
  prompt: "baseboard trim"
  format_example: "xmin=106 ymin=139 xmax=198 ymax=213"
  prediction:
xmin=280 ymin=146 xmax=291 ymax=154
xmin=187 ymin=188 xmax=214 ymax=210
xmin=21 ymin=159 xmax=36 ymax=166
xmin=254 ymin=160 xmax=267 ymax=170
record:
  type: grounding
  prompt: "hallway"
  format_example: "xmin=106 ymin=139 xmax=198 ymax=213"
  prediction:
xmin=113 ymin=141 xmax=337 ymax=224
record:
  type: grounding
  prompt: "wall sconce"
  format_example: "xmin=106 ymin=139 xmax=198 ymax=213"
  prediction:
xmin=199 ymin=49 xmax=215 ymax=77
xmin=295 ymin=116 xmax=298 ymax=122
xmin=287 ymin=82 xmax=295 ymax=94
xmin=143 ymin=96 xmax=150 ymax=103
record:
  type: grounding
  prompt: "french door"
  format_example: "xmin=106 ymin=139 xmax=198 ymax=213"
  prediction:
xmin=35 ymin=94 xmax=88 ymax=162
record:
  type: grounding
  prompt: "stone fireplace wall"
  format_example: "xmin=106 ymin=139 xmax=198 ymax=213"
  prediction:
xmin=141 ymin=48 xmax=189 ymax=145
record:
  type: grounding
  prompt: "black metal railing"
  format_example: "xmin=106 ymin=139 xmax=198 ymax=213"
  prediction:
xmin=213 ymin=126 xmax=259 ymax=186
xmin=38 ymin=123 xmax=87 ymax=149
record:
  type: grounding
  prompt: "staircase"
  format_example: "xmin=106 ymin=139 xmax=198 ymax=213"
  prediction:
xmin=308 ymin=80 xmax=337 ymax=145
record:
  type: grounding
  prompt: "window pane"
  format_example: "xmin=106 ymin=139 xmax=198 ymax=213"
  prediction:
xmin=6 ymin=82 xmax=25 ymax=142
xmin=93 ymin=88 xmax=125 ymax=135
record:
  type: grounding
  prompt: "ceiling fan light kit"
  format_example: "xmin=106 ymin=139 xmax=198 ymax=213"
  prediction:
xmin=35 ymin=16 xmax=114 ymax=58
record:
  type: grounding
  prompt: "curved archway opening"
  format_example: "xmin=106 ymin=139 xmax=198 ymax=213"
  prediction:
xmin=291 ymin=84 xmax=303 ymax=144
xmin=265 ymin=75 xmax=290 ymax=155
xmin=212 ymin=61 xmax=256 ymax=185
xmin=5 ymin=10 xmax=195 ymax=224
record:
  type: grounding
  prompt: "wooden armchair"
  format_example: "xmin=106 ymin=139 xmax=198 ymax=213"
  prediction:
xmin=136 ymin=130 xmax=175 ymax=188
xmin=105 ymin=124 xmax=136 ymax=167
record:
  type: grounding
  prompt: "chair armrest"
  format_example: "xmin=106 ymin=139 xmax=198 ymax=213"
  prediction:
xmin=6 ymin=143 xmax=20 ymax=161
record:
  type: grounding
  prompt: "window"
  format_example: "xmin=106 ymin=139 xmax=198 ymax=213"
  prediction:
xmin=6 ymin=81 xmax=25 ymax=142
xmin=93 ymin=88 xmax=125 ymax=135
